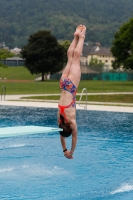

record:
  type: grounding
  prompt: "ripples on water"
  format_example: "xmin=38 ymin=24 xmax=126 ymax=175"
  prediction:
xmin=0 ymin=106 xmax=133 ymax=200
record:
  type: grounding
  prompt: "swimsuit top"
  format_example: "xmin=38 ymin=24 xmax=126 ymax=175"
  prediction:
xmin=60 ymin=77 xmax=77 ymax=107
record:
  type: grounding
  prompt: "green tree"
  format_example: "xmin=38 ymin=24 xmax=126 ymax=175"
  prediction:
xmin=61 ymin=40 xmax=71 ymax=51
xmin=111 ymin=17 xmax=133 ymax=70
xmin=61 ymin=40 xmax=71 ymax=63
xmin=21 ymin=30 xmax=65 ymax=81
xmin=0 ymin=49 xmax=14 ymax=67
xmin=89 ymin=57 xmax=104 ymax=71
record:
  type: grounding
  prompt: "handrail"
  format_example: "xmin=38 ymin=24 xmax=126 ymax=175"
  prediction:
xmin=1 ymin=85 xmax=6 ymax=101
xmin=79 ymin=88 xmax=88 ymax=109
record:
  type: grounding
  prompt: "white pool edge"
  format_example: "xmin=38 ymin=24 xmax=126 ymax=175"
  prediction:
xmin=0 ymin=100 xmax=133 ymax=113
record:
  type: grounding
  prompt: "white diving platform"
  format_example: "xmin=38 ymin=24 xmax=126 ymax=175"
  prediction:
xmin=0 ymin=126 xmax=62 ymax=138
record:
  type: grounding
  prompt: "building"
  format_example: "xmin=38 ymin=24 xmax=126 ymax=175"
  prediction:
xmin=81 ymin=45 xmax=114 ymax=71
xmin=1 ymin=57 xmax=25 ymax=66
xmin=10 ymin=47 xmax=21 ymax=55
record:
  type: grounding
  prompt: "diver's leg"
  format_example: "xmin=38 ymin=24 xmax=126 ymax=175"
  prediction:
xmin=68 ymin=25 xmax=86 ymax=87
xmin=61 ymin=25 xmax=82 ymax=77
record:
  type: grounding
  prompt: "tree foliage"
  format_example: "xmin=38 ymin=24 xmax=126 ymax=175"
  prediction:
xmin=0 ymin=49 xmax=14 ymax=67
xmin=111 ymin=17 xmax=133 ymax=70
xmin=89 ymin=57 xmax=104 ymax=71
xmin=1 ymin=0 xmax=133 ymax=47
xmin=61 ymin=40 xmax=71 ymax=51
xmin=21 ymin=30 xmax=65 ymax=81
xmin=60 ymin=40 xmax=71 ymax=63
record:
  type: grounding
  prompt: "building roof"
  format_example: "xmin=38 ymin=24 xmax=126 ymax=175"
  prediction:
xmin=6 ymin=57 xmax=24 ymax=60
xmin=89 ymin=47 xmax=111 ymax=55
xmin=82 ymin=45 xmax=112 ymax=57
xmin=82 ymin=45 xmax=94 ymax=57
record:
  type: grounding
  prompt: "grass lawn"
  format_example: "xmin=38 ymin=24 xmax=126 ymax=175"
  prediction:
xmin=78 ymin=80 xmax=133 ymax=93
xmin=0 ymin=66 xmax=36 ymax=80
xmin=21 ymin=94 xmax=133 ymax=103
xmin=0 ymin=80 xmax=133 ymax=94
xmin=0 ymin=81 xmax=60 ymax=94
xmin=0 ymin=67 xmax=133 ymax=103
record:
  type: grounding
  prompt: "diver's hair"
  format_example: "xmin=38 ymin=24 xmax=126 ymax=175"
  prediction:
xmin=59 ymin=115 xmax=72 ymax=137
xmin=59 ymin=123 xmax=72 ymax=137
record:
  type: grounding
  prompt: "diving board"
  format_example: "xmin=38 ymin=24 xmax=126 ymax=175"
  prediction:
xmin=0 ymin=126 xmax=62 ymax=138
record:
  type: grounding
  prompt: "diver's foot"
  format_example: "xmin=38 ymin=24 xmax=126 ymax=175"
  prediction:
xmin=79 ymin=25 xmax=86 ymax=39
xmin=74 ymin=24 xmax=83 ymax=37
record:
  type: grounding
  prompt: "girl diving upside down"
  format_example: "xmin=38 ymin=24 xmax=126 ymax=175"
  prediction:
xmin=58 ymin=25 xmax=86 ymax=159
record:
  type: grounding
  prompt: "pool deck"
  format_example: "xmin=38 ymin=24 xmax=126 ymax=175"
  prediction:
xmin=0 ymin=94 xmax=133 ymax=113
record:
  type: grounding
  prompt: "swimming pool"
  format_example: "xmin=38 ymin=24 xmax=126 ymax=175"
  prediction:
xmin=0 ymin=106 xmax=133 ymax=200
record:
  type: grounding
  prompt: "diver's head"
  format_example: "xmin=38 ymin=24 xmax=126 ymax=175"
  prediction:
xmin=59 ymin=123 xmax=72 ymax=137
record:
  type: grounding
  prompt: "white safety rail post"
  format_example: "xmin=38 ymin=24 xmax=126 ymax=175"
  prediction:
xmin=1 ymin=85 xmax=6 ymax=101
xmin=79 ymin=88 xmax=88 ymax=110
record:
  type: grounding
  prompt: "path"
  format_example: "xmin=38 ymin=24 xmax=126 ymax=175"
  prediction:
xmin=0 ymin=93 xmax=133 ymax=113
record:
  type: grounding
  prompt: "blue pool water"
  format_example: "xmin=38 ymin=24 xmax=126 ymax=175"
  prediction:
xmin=0 ymin=106 xmax=133 ymax=200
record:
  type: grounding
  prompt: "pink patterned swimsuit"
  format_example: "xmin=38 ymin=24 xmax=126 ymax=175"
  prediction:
xmin=58 ymin=77 xmax=77 ymax=123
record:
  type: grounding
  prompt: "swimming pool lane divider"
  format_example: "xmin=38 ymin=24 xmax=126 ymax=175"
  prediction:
xmin=78 ymin=88 xmax=88 ymax=110
xmin=0 ymin=126 xmax=63 ymax=138
xmin=1 ymin=85 xmax=6 ymax=101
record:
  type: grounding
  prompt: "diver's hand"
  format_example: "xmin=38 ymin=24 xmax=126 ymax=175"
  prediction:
xmin=64 ymin=150 xmax=73 ymax=159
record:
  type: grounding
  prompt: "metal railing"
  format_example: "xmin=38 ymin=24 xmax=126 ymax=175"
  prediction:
xmin=1 ymin=86 xmax=6 ymax=101
xmin=79 ymin=88 xmax=88 ymax=109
